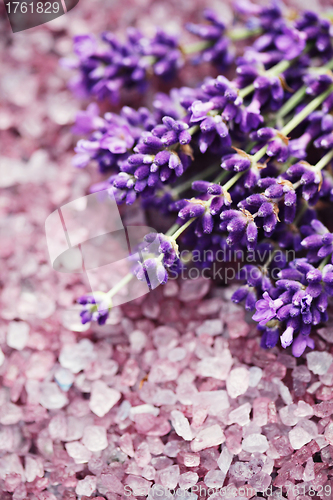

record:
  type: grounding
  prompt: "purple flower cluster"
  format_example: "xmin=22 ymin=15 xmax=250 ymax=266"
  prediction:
xmin=72 ymin=5 xmax=333 ymax=357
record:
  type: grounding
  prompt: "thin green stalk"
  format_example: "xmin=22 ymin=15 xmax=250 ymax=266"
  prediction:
xmin=314 ymin=149 xmax=333 ymax=172
xmin=171 ymin=162 xmax=220 ymax=197
xmin=223 ymin=171 xmax=244 ymax=191
xmin=171 ymin=218 xmax=196 ymax=240
xmin=106 ymin=272 xmax=134 ymax=298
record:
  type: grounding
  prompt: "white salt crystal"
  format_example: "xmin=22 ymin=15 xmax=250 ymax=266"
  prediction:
xmin=273 ymin=378 xmax=292 ymax=405
xmin=0 ymin=403 xmax=23 ymax=425
xmin=279 ymin=405 xmax=299 ymax=426
xmin=25 ymin=456 xmax=43 ymax=483
xmin=196 ymin=351 xmax=232 ymax=380
xmin=294 ymin=400 xmax=313 ymax=419
xmin=129 ymin=404 xmax=159 ymax=420
xmin=82 ymin=425 xmax=108 ymax=452
xmin=59 ymin=339 xmax=96 ymax=374
xmin=65 ymin=441 xmax=92 ymax=464
xmin=248 ymin=366 xmax=262 ymax=387
xmin=0 ymin=348 xmax=4 ymax=367
xmin=204 ymin=469 xmax=225 ymax=488
xmin=192 ymin=390 xmax=229 ymax=416
xmin=54 ymin=367 xmax=74 ymax=391
xmin=226 ymin=367 xmax=249 ymax=399
xmin=7 ymin=321 xmax=29 ymax=350
xmin=195 ymin=319 xmax=223 ymax=336
xmin=148 ymin=484 xmax=174 ymax=500
xmin=89 ymin=380 xmax=121 ymax=417
xmin=242 ymin=434 xmax=269 ymax=453
xmin=171 ymin=410 xmax=192 ymax=441
xmin=39 ymin=382 xmax=68 ymax=410
xmin=306 ymin=351 xmax=333 ymax=375
xmin=217 ymin=445 xmax=233 ymax=483
xmin=228 ymin=403 xmax=251 ymax=426
xmin=75 ymin=475 xmax=97 ymax=496
xmin=129 ymin=330 xmax=147 ymax=353
xmin=289 ymin=426 xmax=312 ymax=450
xmin=191 ymin=425 xmax=225 ymax=452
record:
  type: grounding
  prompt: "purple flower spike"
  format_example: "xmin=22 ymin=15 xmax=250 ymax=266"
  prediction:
xmin=252 ymin=292 xmax=283 ymax=326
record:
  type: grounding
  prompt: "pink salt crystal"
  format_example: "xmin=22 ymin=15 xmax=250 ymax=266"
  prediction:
xmin=7 ymin=321 xmax=29 ymax=350
xmin=226 ymin=367 xmax=249 ymax=399
xmin=183 ymin=452 xmax=200 ymax=467
xmin=146 ymin=436 xmax=164 ymax=456
xmin=204 ymin=469 xmax=225 ymax=488
xmin=153 ymin=326 xmax=179 ymax=351
xmin=191 ymin=424 xmax=225 ymax=452
xmin=253 ymin=397 xmax=270 ymax=427
xmin=249 ymin=471 xmax=271 ymax=491
xmin=155 ymin=465 xmax=180 ymax=489
xmin=75 ymin=475 xmax=97 ymax=496
xmin=65 ymin=441 xmax=92 ymax=464
xmin=148 ymin=360 xmax=178 ymax=383
xmin=142 ymin=465 xmax=155 ymax=481
xmin=89 ymin=380 xmax=121 ymax=417
xmin=171 ymin=410 xmax=192 ymax=441
xmin=193 ymin=391 xmax=230 ymax=416
xmin=134 ymin=442 xmax=151 ymax=467
xmin=195 ymin=319 xmax=223 ymax=337
xmin=248 ymin=366 xmax=262 ymax=387
xmin=153 ymin=389 xmax=177 ymax=406
xmin=179 ymin=278 xmax=210 ymax=302
xmin=100 ymin=475 xmax=124 ymax=500
xmin=25 ymin=456 xmax=43 ymax=483
xmin=176 ymin=383 xmax=198 ymax=405
xmin=163 ymin=280 xmax=179 ymax=297
xmin=54 ymin=366 xmax=74 ymax=391
xmin=226 ymin=319 xmax=250 ymax=339
xmin=82 ymin=425 xmax=108 ymax=452
xmin=324 ymin=422 xmax=333 ymax=445
xmin=121 ymin=359 xmax=139 ymax=387
xmin=179 ymin=472 xmax=198 ymax=489
xmin=289 ymin=426 xmax=313 ymax=450
xmin=307 ymin=351 xmax=333 ymax=375
xmin=129 ymin=330 xmax=147 ymax=353
xmin=48 ymin=413 xmax=67 ymax=441
xmin=147 ymin=417 xmax=171 ymax=437
xmin=25 ymin=351 xmax=55 ymax=380
xmin=148 ymin=484 xmax=174 ymax=500
xmin=273 ymin=378 xmax=292 ymax=405
xmin=225 ymin=424 xmax=243 ymax=455
xmin=242 ymin=434 xmax=269 ymax=453
xmin=164 ymin=441 xmax=180 ymax=458
xmin=4 ymin=472 xmax=21 ymax=492
xmin=130 ymin=404 xmax=159 ymax=420
xmin=279 ymin=405 xmax=299 ymax=426
xmin=39 ymin=382 xmax=68 ymax=409
xmin=151 ymin=457 xmax=174 ymax=470
xmin=303 ymin=457 xmax=315 ymax=481
xmin=0 ymin=402 xmax=22 ymax=425
xmin=228 ymin=403 xmax=251 ymax=426
xmin=294 ymin=401 xmax=313 ymax=419
xmin=196 ymin=351 xmax=233 ymax=380
xmin=192 ymin=407 xmax=208 ymax=428
xmin=59 ymin=339 xmax=96 ymax=374
xmin=168 ymin=347 xmax=186 ymax=362
xmin=0 ymin=453 xmax=25 ymax=480
xmin=292 ymin=365 xmax=311 ymax=382
xmin=313 ymin=401 xmax=333 ymax=418
xmin=319 ymin=363 xmax=333 ymax=386
xmin=119 ymin=433 xmax=135 ymax=457
xmin=125 ymin=475 xmax=152 ymax=496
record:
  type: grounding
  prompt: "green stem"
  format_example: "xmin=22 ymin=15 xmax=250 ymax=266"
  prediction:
xmin=223 ymin=171 xmax=244 ymax=191
xmin=314 ymin=149 xmax=333 ymax=172
xmin=252 ymin=85 xmax=333 ymax=164
xmin=106 ymin=272 xmax=134 ymax=299
xmin=166 ymin=223 xmax=180 ymax=236
xmin=319 ymin=255 xmax=330 ymax=270
xmin=181 ymin=27 xmax=262 ymax=55
xmin=171 ymin=217 xmax=196 ymax=240
xmin=171 ymin=162 xmax=220 ymax=197
xmin=281 ymin=85 xmax=333 ymax=137
xmin=239 ymin=58 xmax=295 ymax=99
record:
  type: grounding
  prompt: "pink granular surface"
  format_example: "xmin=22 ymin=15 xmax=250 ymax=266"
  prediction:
xmin=1 ymin=0 xmax=333 ymax=499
